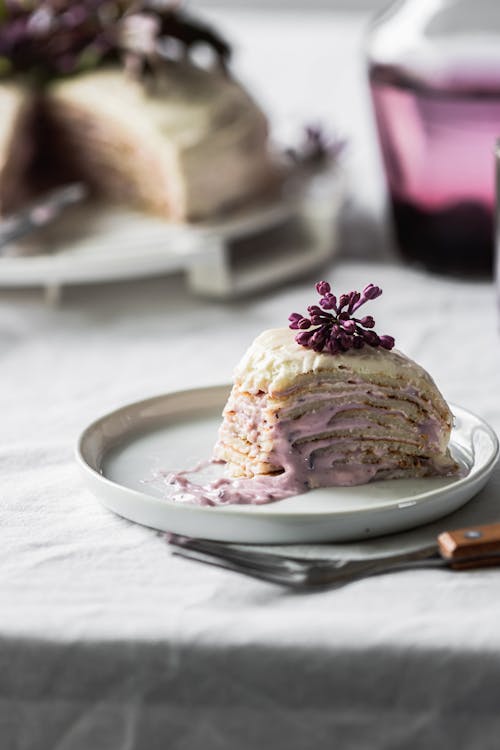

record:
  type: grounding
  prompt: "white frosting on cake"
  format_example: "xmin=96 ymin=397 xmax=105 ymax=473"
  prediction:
xmin=47 ymin=63 xmax=278 ymax=220
xmin=234 ymin=327 xmax=445 ymax=405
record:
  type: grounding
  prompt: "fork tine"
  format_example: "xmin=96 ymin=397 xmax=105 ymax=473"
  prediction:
xmin=168 ymin=536 xmax=309 ymax=574
xmin=171 ymin=545 xmax=307 ymax=587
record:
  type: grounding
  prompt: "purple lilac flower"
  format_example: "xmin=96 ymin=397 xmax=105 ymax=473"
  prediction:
xmin=289 ymin=281 xmax=395 ymax=354
xmin=0 ymin=1 xmax=231 ymax=81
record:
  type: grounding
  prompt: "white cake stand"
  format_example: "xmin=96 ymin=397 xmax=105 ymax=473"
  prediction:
xmin=0 ymin=169 xmax=344 ymax=303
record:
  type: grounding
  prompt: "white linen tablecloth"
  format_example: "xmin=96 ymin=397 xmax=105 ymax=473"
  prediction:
xmin=3 ymin=9 xmax=500 ymax=750
xmin=2 ymin=262 xmax=500 ymax=750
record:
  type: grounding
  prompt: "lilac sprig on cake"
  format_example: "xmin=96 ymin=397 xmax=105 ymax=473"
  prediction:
xmin=288 ymin=281 xmax=395 ymax=354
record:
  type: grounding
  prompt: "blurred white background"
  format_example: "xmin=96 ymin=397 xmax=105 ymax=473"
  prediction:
xmin=190 ymin=0 xmax=393 ymax=258
xmin=196 ymin=1 xmax=387 ymax=8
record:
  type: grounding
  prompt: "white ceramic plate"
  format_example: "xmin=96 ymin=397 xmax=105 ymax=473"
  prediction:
xmin=76 ymin=385 xmax=499 ymax=543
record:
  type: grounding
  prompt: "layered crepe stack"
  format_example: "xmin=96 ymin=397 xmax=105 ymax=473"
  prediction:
xmin=214 ymin=328 xmax=458 ymax=488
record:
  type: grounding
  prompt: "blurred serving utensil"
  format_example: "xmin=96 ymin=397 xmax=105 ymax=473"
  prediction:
xmin=0 ymin=183 xmax=88 ymax=255
xmin=168 ymin=522 xmax=500 ymax=588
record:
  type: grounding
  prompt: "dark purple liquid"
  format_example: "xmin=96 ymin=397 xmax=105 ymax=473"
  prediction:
xmin=370 ymin=64 xmax=500 ymax=276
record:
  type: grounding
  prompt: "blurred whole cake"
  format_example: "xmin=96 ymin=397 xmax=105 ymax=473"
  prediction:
xmin=0 ymin=1 xmax=278 ymax=222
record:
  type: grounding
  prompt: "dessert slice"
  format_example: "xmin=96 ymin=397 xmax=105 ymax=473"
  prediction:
xmin=215 ymin=282 xmax=459 ymax=489
xmin=45 ymin=62 xmax=278 ymax=221
xmin=0 ymin=83 xmax=36 ymax=216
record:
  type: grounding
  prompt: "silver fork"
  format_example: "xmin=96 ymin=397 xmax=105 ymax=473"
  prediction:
xmin=167 ymin=535 xmax=448 ymax=588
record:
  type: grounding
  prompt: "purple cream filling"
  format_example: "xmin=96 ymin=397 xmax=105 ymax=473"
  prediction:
xmin=163 ymin=464 xmax=305 ymax=506
xmin=164 ymin=383 xmax=455 ymax=507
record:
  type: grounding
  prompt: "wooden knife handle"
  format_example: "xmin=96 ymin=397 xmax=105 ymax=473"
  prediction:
xmin=438 ymin=522 xmax=500 ymax=569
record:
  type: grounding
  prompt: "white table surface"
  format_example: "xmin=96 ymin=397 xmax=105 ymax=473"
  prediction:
xmin=2 ymin=10 xmax=500 ymax=750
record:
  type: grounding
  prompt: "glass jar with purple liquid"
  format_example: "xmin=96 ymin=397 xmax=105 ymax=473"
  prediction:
xmin=367 ymin=0 xmax=500 ymax=276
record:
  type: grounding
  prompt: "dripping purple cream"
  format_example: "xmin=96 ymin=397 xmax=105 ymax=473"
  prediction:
xmin=163 ymin=282 xmax=460 ymax=506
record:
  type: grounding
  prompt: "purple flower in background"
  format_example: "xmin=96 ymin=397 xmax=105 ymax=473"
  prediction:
xmin=0 ymin=0 xmax=122 ymax=79
xmin=120 ymin=13 xmax=160 ymax=56
xmin=289 ymin=281 xmax=395 ymax=354
xmin=0 ymin=1 xmax=231 ymax=82
xmin=286 ymin=124 xmax=347 ymax=169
